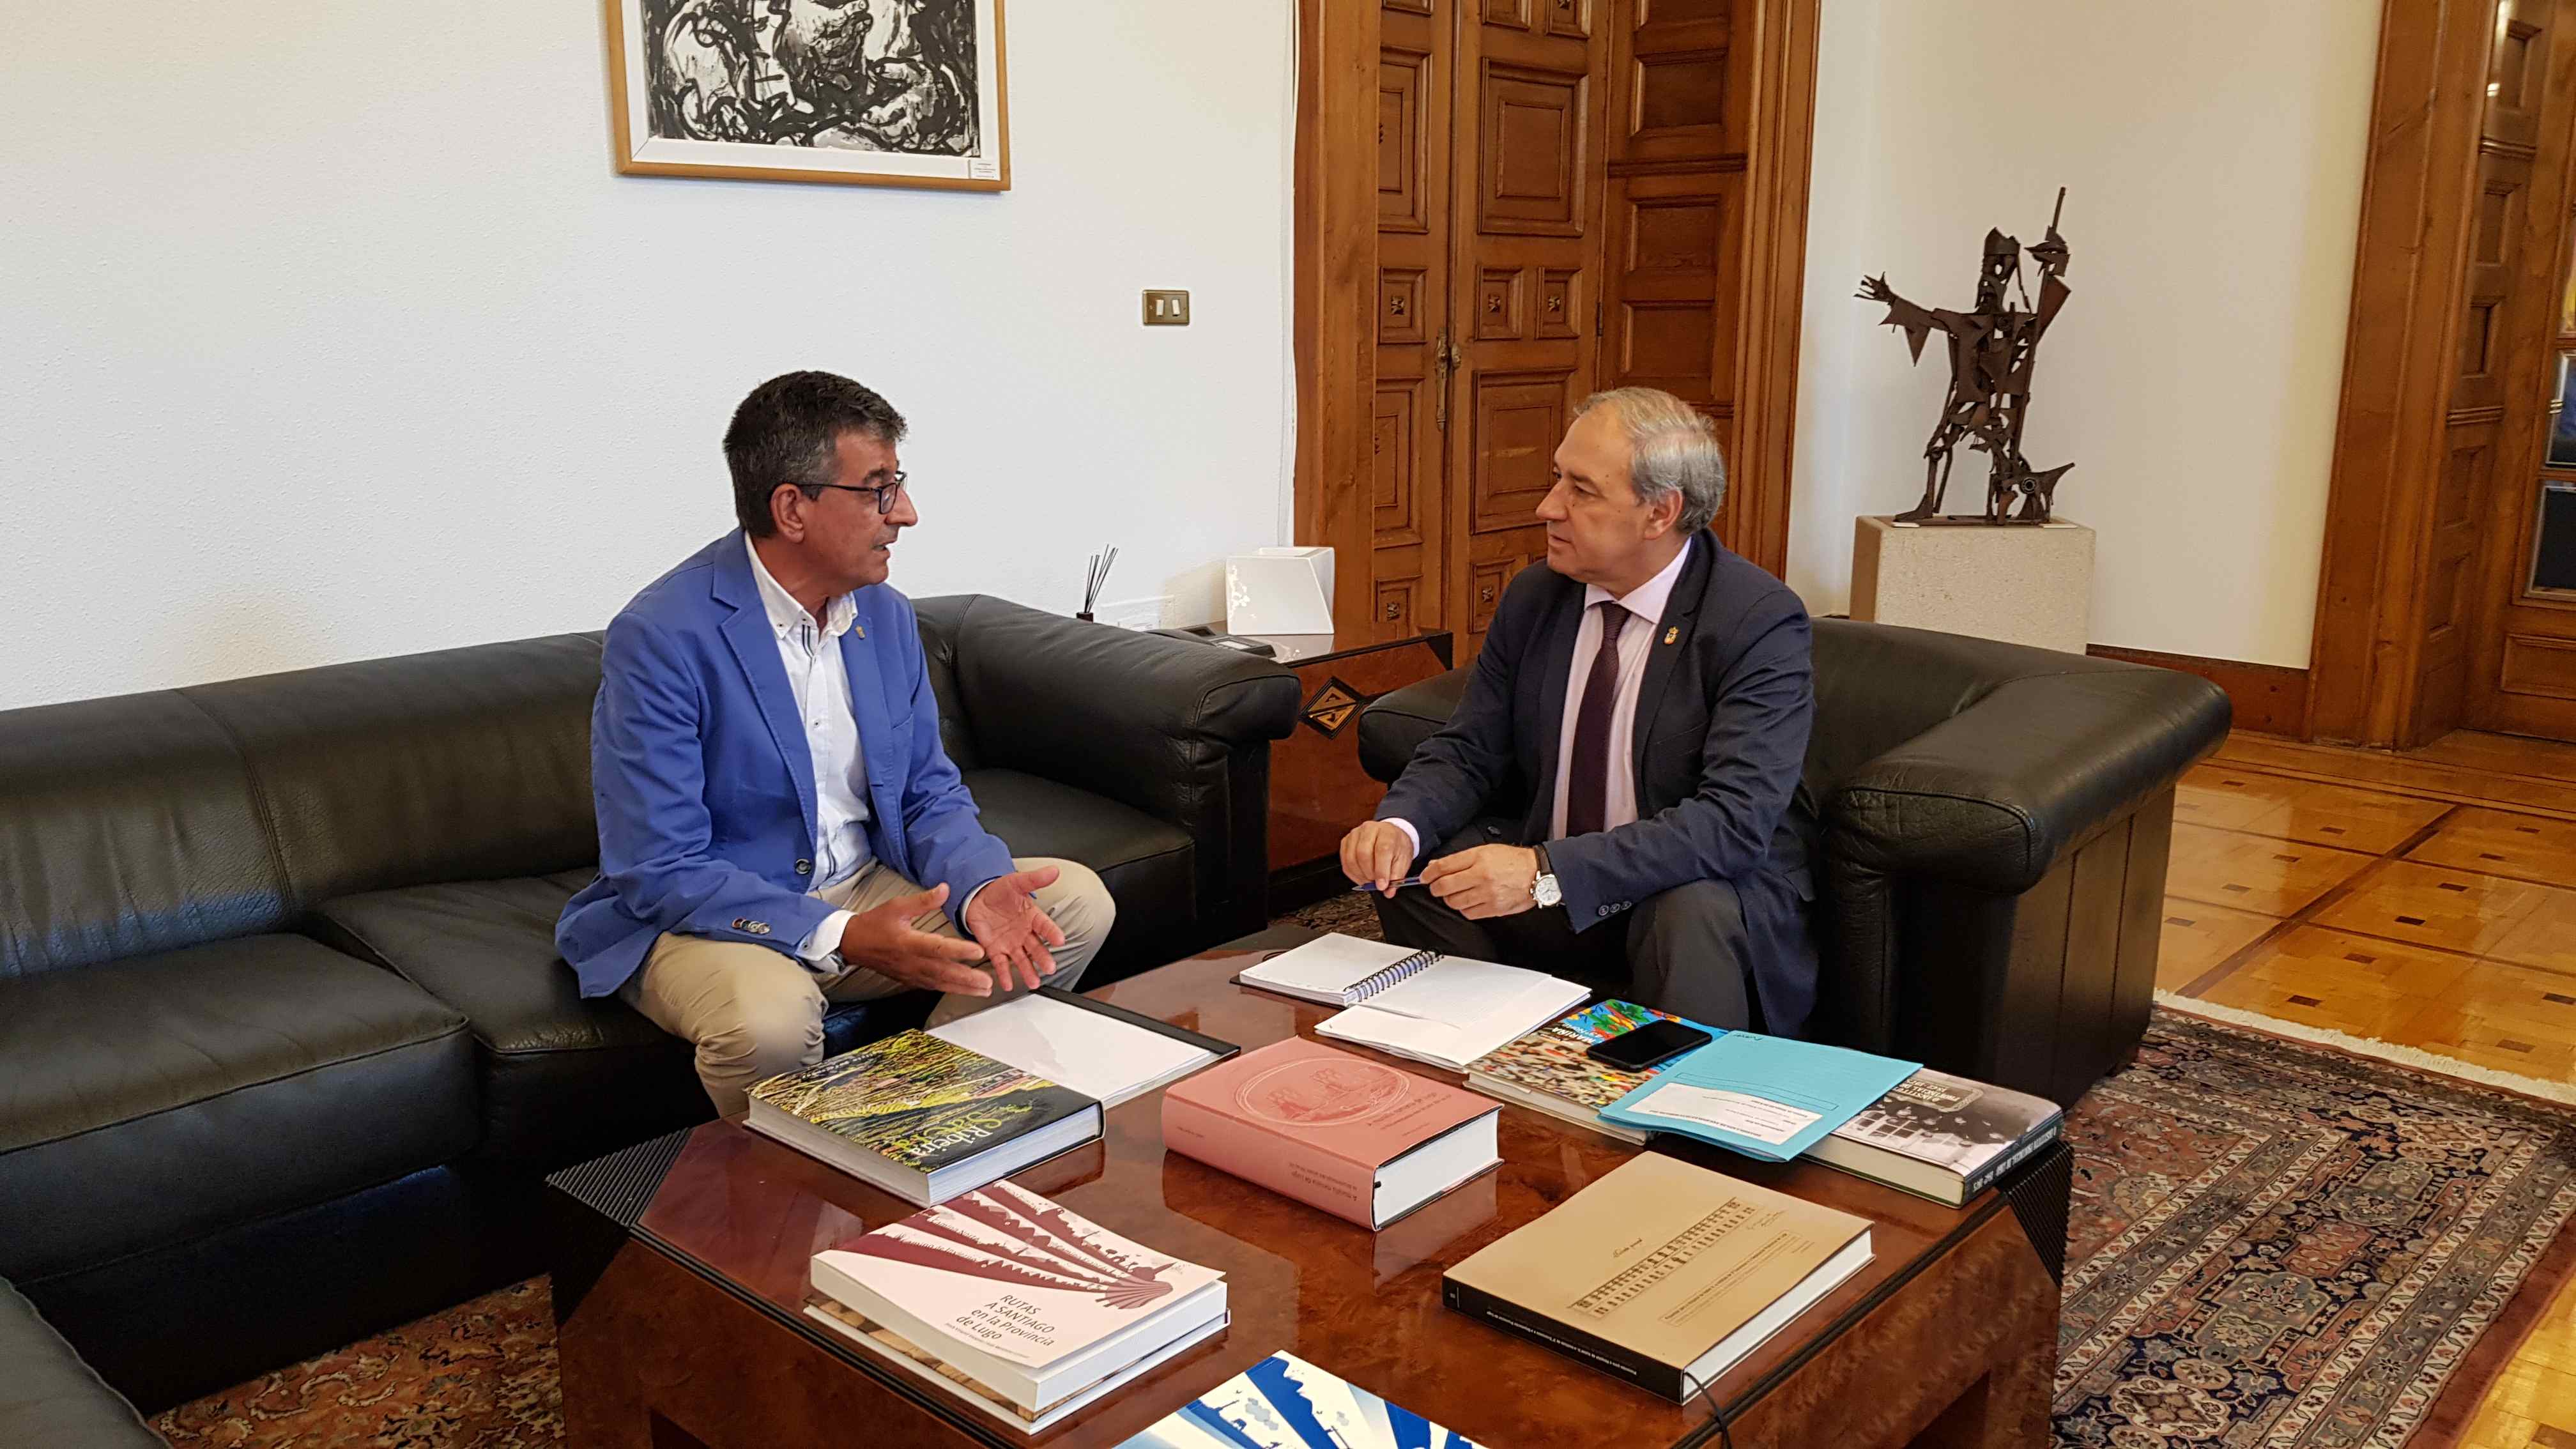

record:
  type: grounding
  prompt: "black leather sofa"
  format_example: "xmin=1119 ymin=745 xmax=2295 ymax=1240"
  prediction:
xmin=1358 ymin=618 xmax=2231 ymax=1107
xmin=0 ymin=595 xmax=1296 ymax=1418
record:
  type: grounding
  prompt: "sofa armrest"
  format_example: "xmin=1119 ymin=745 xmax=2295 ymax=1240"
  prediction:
xmin=1827 ymin=666 xmax=2230 ymax=893
xmin=933 ymin=599 xmax=1300 ymax=805
xmin=1358 ymin=670 xmax=1469 ymax=784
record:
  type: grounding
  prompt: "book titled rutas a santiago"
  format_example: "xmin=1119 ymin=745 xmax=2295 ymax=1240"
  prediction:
xmin=746 ymin=1030 xmax=1103 ymax=1206
xmin=806 ymin=1181 xmax=1229 ymax=1433
xmin=1441 ymin=1153 xmax=1872 ymax=1402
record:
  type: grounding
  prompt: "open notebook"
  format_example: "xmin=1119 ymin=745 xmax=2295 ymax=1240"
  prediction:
xmin=1236 ymin=933 xmax=1590 ymax=1072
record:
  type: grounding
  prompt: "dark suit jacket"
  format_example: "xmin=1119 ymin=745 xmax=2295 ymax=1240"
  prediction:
xmin=1374 ymin=531 xmax=1821 ymax=1030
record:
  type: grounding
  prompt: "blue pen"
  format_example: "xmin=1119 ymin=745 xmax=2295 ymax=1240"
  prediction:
xmin=1349 ymin=875 xmax=1426 ymax=892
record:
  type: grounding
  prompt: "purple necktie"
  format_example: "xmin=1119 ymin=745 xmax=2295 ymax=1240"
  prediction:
xmin=1565 ymin=602 xmax=1628 ymax=838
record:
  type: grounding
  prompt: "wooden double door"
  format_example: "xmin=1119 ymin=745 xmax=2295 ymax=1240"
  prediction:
xmin=1300 ymin=0 xmax=1814 ymax=659
xmin=1370 ymin=0 xmax=1604 ymax=660
xmin=2316 ymin=0 xmax=2576 ymax=744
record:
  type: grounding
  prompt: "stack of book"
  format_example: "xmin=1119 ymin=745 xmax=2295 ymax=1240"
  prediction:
xmin=808 ymin=1181 xmax=1229 ymax=1433
xmin=747 ymin=992 xmax=1239 ymax=1204
xmin=1462 ymin=1000 xmax=1719 ymax=1144
xmin=1464 ymin=1006 xmax=2062 ymax=1204
xmin=1162 ymin=1038 xmax=1501 ymax=1230
xmin=1442 ymin=1153 xmax=1873 ymax=1402
xmin=1598 ymin=1031 xmax=1918 ymax=1162
xmin=749 ymin=1031 xmax=1104 ymax=1205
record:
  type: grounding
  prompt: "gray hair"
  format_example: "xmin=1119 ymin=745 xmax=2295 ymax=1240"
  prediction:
xmin=1575 ymin=387 xmax=1726 ymax=533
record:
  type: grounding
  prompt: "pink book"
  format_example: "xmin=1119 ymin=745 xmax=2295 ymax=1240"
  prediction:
xmin=1160 ymin=1038 xmax=1501 ymax=1229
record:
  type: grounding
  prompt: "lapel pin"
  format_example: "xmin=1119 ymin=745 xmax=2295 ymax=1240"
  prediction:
xmin=855 ymin=624 xmax=866 ymax=640
xmin=1663 ymin=626 xmax=1680 ymax=645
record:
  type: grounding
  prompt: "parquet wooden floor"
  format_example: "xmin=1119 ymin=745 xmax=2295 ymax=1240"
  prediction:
xmin=2174 ymin=730 xmax=2576 ymax=1449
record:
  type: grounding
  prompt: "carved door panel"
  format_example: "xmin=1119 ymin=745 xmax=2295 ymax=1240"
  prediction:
xmin=2467 ymin=0 xmax=2576 ymax=740
xmin=1372 ymin=0 xmax=1455 ymax=643
xmin=1600 ymin=0 xmax=1750 ymax=542
xmin=1442 ymin=0 xmax=1613 ymax=661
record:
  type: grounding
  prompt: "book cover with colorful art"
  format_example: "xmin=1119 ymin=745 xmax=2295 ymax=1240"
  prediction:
xmin=812 ymin=1180 xmax=1225 ymax=1372
xmin=1465 ymin=1000 xmax=1721 ymax=1117
xmin=1114 ymin=1351 xmax=1485 ymax=1449
xmin=748 ymin=1029 xmax=1094 ymax=1175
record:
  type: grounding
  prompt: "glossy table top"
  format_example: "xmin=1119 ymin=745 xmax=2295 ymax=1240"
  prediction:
xmin=624 ymin=940 xmax=2009 ymax=1448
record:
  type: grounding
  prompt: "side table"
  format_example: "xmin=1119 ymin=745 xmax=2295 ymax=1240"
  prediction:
xmin=1165 ymin=628 xmax=1453 ymax=906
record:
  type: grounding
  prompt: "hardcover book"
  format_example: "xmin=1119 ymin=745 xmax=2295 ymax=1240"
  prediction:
xmin=746 ymin=1031 xmax=1104 ymax=1205
xmin=1464 ymin=1000 xmax=1721 ymax=1144
xmin=1442 ymin=1153 xmax=1873 ymax=1402
xmin=1115 ymin=1350 xmax=1486 ymax=1448
xmin=808 ymin=1181 xmax=1229 ymax=1432
xmin=1805 ymin=1068 xmax=2063 ymax=1206
xmin=1161 ymin=1038 xmax=1501 ymax=1230
xmin=927 ymin=987 xmax=1238 ymax=1108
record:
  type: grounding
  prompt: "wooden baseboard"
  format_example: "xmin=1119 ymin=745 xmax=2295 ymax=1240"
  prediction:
xmin=2087 ymin=645 xmax=2310 ymax=737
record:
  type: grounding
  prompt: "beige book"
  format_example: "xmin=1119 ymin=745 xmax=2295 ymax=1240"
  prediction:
xmin=1441 ymin=1154 xmax=1873 ymax=1402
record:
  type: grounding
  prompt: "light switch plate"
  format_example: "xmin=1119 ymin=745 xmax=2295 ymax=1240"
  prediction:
xmin=1142 ymin=289 xmax=1190 ymax=326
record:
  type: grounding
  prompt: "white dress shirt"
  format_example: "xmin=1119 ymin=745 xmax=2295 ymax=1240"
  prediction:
xmin=743 ymin=537 xmax=873 ymax=966
xmin=1386 ymin=541 xmax=1691 ymax=857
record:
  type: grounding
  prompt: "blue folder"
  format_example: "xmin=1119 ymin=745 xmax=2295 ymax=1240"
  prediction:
xmin=1598 ymin=1032 xmax=1919 ymax=1163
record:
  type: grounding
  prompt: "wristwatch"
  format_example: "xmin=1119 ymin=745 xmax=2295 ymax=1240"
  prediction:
xmin=1530 ymin=843 xmax=1563 ymax=910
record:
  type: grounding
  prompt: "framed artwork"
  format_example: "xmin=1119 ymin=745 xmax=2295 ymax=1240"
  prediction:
xmin=606 ymin=0 xmax=1009 ymax=190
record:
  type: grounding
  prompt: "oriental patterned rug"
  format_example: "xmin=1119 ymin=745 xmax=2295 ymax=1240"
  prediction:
xmin=151 ymin=910 xmax=2576 ymax=1448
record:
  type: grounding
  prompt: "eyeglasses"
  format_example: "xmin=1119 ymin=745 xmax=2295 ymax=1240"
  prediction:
xmin=799 ymin=472 xmax=908 ymax=514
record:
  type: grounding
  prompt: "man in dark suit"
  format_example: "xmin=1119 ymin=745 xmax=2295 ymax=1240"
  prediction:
xmin=1340 ymin=387 xmax=1817 ymax=1033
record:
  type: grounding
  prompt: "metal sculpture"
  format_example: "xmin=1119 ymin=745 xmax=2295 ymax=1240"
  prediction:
xmin=1859 ymin=189 xmax=2073 ymax=525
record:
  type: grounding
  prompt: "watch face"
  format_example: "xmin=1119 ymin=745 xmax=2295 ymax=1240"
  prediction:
xmin=1533 ymin=874 xmax=1563 ymax=908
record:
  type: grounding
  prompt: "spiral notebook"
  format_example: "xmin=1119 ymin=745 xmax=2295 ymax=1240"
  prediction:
xmin=1238 ymin=933 xmax=1590 ymax=1071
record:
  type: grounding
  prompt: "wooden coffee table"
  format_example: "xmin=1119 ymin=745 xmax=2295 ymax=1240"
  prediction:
xmin=548 ymin=930 xmax=2067 ymax=1448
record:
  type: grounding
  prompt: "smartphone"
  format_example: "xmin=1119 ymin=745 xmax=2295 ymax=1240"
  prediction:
xmin=1585 ymin=1018 xmax=1713 ymax=1072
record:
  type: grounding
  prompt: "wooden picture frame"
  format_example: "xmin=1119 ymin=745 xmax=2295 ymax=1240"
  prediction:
xmin=606 ymin=0 xmax=1011 ymax=191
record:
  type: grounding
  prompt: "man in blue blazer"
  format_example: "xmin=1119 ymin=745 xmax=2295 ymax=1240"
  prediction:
xmin=1340 ymin=388 xmax=1818 ymax=1034
xmin=558 ymin=372 xmax=1112 ymax=1113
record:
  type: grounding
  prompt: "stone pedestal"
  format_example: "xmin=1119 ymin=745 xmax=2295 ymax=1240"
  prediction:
xmin=1850 ymin=515 xmax=2094 ymax=654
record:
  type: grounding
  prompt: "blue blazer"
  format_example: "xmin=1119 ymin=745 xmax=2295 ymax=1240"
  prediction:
xmin=1374 ymin=532 xmax=1822 ymax=1033
xmin=556 ymin=532 xmax=1016 ymax=998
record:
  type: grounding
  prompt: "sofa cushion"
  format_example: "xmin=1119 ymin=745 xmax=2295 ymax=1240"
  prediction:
xmin=178 ymin=633 xmax=602 ymax=912
xmin=0 ymin=935 xmax=475 ymax=1284
xmin=0 ymin=1277 xmax=162 ymax=1448
xmin=310 ymin=872 xmax=933 ymax=1165
xmin=961 ymin=767 xmax=1195 ymax=933
xmin=0 ymin=689 xmax=291 ymax=981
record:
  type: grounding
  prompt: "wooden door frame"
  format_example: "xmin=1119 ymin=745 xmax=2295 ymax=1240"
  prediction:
xmin=2308 ymin=0 xmax=2538 ymax=746
xmin=1292 ymin=0 xmax=1821 ymax=640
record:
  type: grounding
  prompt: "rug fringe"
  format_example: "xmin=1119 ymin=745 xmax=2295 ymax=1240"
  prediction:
xmin=2155 ymin=990 xmax=2576 ymax=1108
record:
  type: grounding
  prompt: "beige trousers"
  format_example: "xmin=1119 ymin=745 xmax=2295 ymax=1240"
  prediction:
xmin=619 ymin=857 xmax=1114 ymax=1116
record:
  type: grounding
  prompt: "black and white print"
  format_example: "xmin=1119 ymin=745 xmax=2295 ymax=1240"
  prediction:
xmin=610 ymin=0 xmax=1006 ymax=188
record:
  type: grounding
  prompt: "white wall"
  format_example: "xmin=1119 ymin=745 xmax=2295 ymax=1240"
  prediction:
xmin=0 ymin=1 xmax=1297 ymax=711
xmin=1790 ymin=0 xmax=2380 ymax=668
